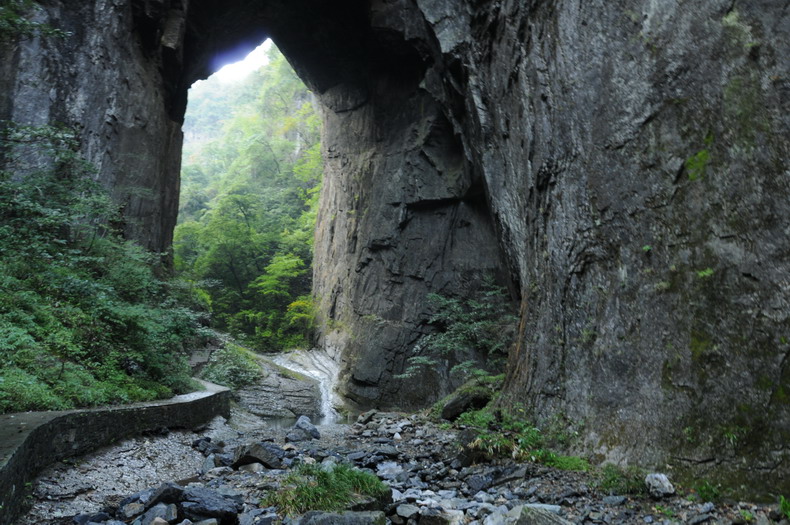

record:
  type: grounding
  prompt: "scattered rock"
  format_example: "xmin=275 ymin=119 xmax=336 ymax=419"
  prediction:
xmin=375 ymin=444 xmax=398 ymax=458
xmin=73 ymin=512 xmax=112 ymax=525
xmin=376 ymin=461 xmax=404 ymax=480
xmin=238 ymin=462 xmax=266 ymax=473
xmin=140 ymin=502 xmax=178 ymax=524
xmin=420 ymin=506 xmax=458 ymax=525
xmin=147 ymin=482 xmax=185 ymax=508
xmin=298 ymin=510 xmax=386 ymax=524
xmin=232 ymin=442 xmax=286 ymax=469
xmin=396 ymin=503 xmax=420 ymax=519
xmin=644 ymin=473 xmax=675 ymax=499
xmin=21 ymin=409 xmax=775 ymax=525
xmin=524 ymin=503 xmax=563 ymax=514
xmin=356 ymin=410 xmax=377 ymax=425
xmin=238 ymin=508 xmax=278 ymax=525
xmin=467 ymin=472 xmax=495 ymax=493
xmin=515 ymin=505 xmax=574 ymax=525
xmin=295 ymin=415 xmax=321 ymax=439
xmin=492 ymin=465 xmax=527 ymax=486
xmin=119 ymin=501 xmax=145 ymax=519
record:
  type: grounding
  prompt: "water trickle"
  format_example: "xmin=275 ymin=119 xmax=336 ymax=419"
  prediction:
xmin=271 ymin=349 xmax=341 ymax=425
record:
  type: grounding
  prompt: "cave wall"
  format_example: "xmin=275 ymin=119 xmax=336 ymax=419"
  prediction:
xmin=308 ymin=5 xmax=507 ymax=409
xmin=3 ymin=0 xmax=788 ymax=494
xmin=403 ymin=0 xmax=790 ymax=494
xmin=309 ymin=0 xmax=790 ymax=492
xmin=0 ymin=0 xmax=185 ymax=253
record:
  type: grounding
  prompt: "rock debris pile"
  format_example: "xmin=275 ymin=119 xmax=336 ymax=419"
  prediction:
xmin=20 ymin=411 xmax=788 ymax=525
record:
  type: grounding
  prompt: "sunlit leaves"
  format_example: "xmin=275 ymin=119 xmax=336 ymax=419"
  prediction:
xmin=174 ymin=44 xmax=322 ymax=351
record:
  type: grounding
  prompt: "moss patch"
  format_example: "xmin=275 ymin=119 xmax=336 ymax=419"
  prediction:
xmin=685 ymin=149 xmax=710 ymax=181
xmin=689 ymin=332 xmax=713 ymax=361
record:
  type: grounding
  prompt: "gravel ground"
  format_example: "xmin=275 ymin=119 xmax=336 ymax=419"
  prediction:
xmin=17 ymin=407 xmax=349 ymax=524
xmin=16 ymin=407 xmax=790 ymax=525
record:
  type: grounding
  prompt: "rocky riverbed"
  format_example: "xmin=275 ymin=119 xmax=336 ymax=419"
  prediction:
xmin=18 ymin=408 xmax=789 ymax=525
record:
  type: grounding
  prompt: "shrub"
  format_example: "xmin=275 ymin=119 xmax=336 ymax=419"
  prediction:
xmin=690 ymin=479 xmax=721 ymax=502
xmin=0 ymin=0 xmax=71 ymax=41
xmin=200 ymin=342 xmax=262 ymax=389
xmin=263 ymin=463 xmax=388 ymax=516
xmin=397 ymin=276 xmax=516 ymax=380
xmin=0 ymin=122 xmax=202 ymax=413
xmin=0 ymin=367 xmax=70 ymax=413
xmin=458 ymin=406 xmax=588 ymax=471
xmin=595 ymin=464 xmax=647 ymax=496
xmin=780 ymin=495 xmax=790 ymax=520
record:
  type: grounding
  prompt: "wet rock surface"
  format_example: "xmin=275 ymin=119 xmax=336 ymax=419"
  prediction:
xmin=19 ymin=410 xmax=785 ymax=525
xmin=234 ymin=359 xmax=321 ymax=421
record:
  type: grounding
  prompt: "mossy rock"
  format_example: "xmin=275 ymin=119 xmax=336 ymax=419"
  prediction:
xmin=434 ymin=376 xmax=502 ymax=421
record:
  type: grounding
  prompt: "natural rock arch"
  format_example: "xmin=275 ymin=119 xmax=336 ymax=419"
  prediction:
xmin=2 ymin=0 xmax=789 ymax=495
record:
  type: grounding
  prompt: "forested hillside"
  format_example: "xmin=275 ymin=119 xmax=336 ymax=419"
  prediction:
xmin=174 ymin=45 xmax=322 ymax=352
xmin=0 ymin=124 xmax=201 ymax=413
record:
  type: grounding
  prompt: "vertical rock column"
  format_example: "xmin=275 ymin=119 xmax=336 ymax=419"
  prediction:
xmin=311 ymin=50 xmax=507 ymax=409
xmin=0 ymin=0 xmax=186 ymax=253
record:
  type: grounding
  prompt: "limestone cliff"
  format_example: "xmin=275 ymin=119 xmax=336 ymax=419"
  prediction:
xmin=308 ymin=0 xmax=790 ymax=493
xmin=2 ymin=0 xmax=788 ymax=494
xmin=0 ymin=0 xmax=186 ymax=253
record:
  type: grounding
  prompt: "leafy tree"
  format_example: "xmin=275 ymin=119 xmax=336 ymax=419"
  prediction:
xmin=173 ymin=44 xmax=322 ymax=351
xmin=0 ymin=0 xmax=71 ymax=42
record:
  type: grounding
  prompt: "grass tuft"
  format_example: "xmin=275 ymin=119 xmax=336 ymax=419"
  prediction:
xmin=594 ymin=464 xmax=647 ymax=496
xmin=263 ymin=463 xmax=389 ymax=516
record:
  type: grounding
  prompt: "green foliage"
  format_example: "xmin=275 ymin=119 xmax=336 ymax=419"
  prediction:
xmin=548 ymin=455 xmax=590 ymax=472
xmin=595 ymin=464 xmax=647 ymax=496
xmin=780 ymin=495 xmax=790 ymax=520
xmin=0 ymin=0 xmax=71 ymax=41
xmin=0 ymin=123 xmax=201 ymax=413
xmin=200 ymin=342 xmax=262 ymax=389
xmin=690 ymin=480 xmax=721 ymax=502
xmin=685 ymin=149 xmax=710 ymax=181
xmin=263 ymin=463 xmax=388 ymax=516
xmin=696 ymin=267 xmax=714 ymax=278
xmin=439 ymin=375 xmax=505 ymax=423
xmin=397 ymin=276 xmax=515 ymax=379
xmin=456 ymin=406 xmax=498 ymax=429
xmin=654 ymin=505 xmax=675 ymax=518
xmin=458 ymin=405 xmax=588 ymax=471
xmin=174 ymin=44 xmax=321 ymax=352
xmin=0 ymin=367 xmax=69 ymax=412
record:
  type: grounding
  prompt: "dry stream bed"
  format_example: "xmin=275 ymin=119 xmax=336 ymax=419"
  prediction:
xmin=16 ymin=406 xmax=789 ymax=525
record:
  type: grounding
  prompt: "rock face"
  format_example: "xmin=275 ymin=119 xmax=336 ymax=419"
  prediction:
xmin=0 ymin=0 xmax=185 ymax=253
xmin=3 ymin=0 xmax=788 ymax=494
xmin=234 ymin=358 xmax=321 ymax=420
xmin=308 ymin=0 xmax=790 ymax=494
xmin=312 ymin=52 xmax=506 ymax=409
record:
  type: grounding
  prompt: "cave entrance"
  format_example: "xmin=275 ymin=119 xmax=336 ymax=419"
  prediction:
xmin=168 ymin=1 xmax=513 ymax=409
xmin=173 ymin=39 xmax=323 ymax=354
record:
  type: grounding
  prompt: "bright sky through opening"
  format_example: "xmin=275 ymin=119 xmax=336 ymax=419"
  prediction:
xmin=212 ymin=40 xmax=272 ymax=83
